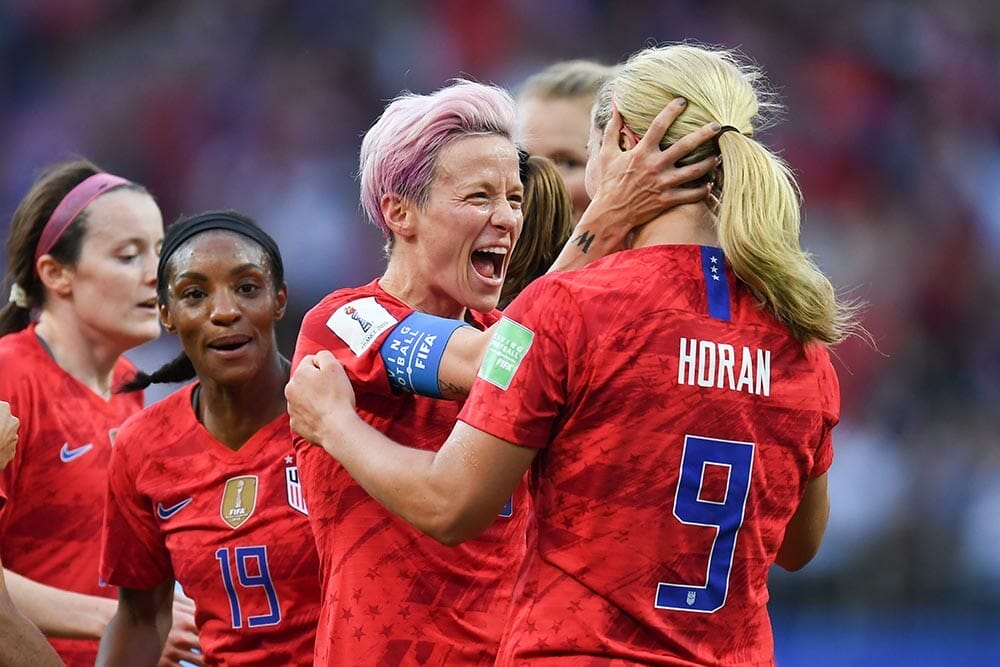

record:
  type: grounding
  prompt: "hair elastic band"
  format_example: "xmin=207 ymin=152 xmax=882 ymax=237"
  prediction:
xmin=8 ymin=283 xmax=28 ymax=309
xmin=712 ymin=125 xmax=744 ymax=153
xmin=35 ymin=173 xmax=132 ymax=263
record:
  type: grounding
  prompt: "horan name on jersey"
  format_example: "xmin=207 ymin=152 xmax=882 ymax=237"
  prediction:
xmin=677 ymin=336 xmax=771 ymax=397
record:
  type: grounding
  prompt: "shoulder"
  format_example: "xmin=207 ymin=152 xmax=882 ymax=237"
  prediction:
xmin=115 ymin=387 xmax=194 ymax=451
xmin=0 ymin=331 xmax=52 ymax=395
xmin=0 ymin=329 xmax=45 ymax=370
xmin=298 ymin=281 xmax=415 ymax=358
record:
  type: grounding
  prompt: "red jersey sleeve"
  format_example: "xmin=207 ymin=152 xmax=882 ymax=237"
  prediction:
xmin=460 ymin=278 xmax=578 ymax=448
xmin=100 ymin=417 xmax=173 ymax=589
xmin=809 ymin=344 xmax=841 ymax=478
xmin=292 ymin=290 xmax=410 ymax=396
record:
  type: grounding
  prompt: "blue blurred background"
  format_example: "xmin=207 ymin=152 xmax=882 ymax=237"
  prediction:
xmin=1 ymin=1 xmax=997 ymax=664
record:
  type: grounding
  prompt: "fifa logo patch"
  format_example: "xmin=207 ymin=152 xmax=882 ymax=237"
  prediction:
xmin=344 ymin=305 xmax=373 ymax=333
xmin=285 ymin=465 xmax=308 ymax=515
xmin=327 ymin=297 xmax=398 ymax=356
xmin=220 ymin=475 xmax=258 ymax=529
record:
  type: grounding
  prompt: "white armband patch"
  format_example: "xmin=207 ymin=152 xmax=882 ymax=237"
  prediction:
xmin=326 ymin=297 xmax=398 ymax=356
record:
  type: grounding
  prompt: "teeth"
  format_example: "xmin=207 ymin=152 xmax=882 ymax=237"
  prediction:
xmin=475 ymin=246 xmax=507 ymax=255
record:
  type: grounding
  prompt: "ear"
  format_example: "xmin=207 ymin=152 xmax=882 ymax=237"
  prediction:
xmin=35 ymin=255 xmax=73 ymax=298
xmin=273 ymin=284 xmax=288 ymax=321
xmin=159 ymin=302 xmax=175 ymax=333
xmin=618 ymin=128 xmax=639 ymax=151
xmin=380 ymin=193 xmax=417 ymax=240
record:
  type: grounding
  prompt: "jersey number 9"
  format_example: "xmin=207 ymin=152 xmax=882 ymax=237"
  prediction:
xmin=655 ymin=435 xmax=754 ymax=613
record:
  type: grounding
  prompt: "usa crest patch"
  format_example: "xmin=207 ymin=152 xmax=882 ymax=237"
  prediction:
xmin=285 ymin=465 xmax=308 ymax=515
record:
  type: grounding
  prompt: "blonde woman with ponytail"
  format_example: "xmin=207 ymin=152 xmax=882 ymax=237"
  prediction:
xmin=286 ymin=43 xmax=855 ymax=665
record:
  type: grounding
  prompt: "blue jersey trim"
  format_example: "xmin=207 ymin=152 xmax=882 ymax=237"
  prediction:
xmin=379 ymin=312 xmax=469 ymax=397
xmin=700 ymin=246 xmax=731 ymax=321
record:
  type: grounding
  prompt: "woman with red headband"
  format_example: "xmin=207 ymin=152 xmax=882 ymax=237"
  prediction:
xmin=0 ymin=159 xmax=200 ymax=666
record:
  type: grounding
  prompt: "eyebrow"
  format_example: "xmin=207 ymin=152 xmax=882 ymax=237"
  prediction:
xmin=174 ymin=263 xmax=265 ymax=281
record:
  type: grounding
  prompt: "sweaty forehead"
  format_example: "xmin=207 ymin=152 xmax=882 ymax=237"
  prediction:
xmin=167 ymin=230 xmax=268 ymax=274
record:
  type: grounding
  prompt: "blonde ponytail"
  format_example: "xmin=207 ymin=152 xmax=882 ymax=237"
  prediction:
xmin=595 ymin=43 xmax=863 ymax=345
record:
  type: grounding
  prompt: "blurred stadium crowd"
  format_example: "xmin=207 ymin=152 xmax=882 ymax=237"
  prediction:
xmin=0 ymin=0 xmax=997 ymax=660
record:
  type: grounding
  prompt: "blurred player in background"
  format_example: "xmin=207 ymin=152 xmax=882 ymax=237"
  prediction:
xmin=287 ymin=42 xmax=863 ymax=665
xmin=500 ymin=60 xmax=617 ymax=308
xmin=0 ymin=401 xmax=62 ymax=666
xmin=497 ymin=152 xmax=572 ymax=308
xmin=98 ymin=211 xmax=320 ymax=666
xmin=0 ymin=159 xmax=199 ymax=666
xmin=518 ymin=59 xmax=615 ymax=225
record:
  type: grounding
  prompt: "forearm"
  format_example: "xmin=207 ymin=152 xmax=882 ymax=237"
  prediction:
xmin=5 ymin=568 xmax=116 ymax=639
xmin=0 ymin=596 xmax=63 ymax=667
xmin=95 ymin=606 xmax=164 ymax=667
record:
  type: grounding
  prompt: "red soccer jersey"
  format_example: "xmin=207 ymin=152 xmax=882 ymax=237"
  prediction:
xmin=460 ymin=245 xmax=840 ymax=666
xmin=100 ymin=384 xmax=321 ymax=666
xmin=293 ymin=279 xmax=530 ymax=667
xmin=0 ymin=324 xmax=143 ymax=665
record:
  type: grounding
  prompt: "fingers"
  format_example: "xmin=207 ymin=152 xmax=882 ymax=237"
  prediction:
xmin=662 ymin=121 xmax=722 ymax=162
xmin=293 ymin=356 xmax=316 ymax=377
xmin=313 ymin=350 xmax=336 ymax=369
xmin=159 ymin=647 xmax=204 ymax=667
xmin=671 ymin=154 xmax=719 ymax=184
xmin=637 ymin=97 xmax=689 ymax=150
xmin=173 ymin=589 xmax=195 ymax=609
xmin=599 ymin=103 xmax=625 ymax=160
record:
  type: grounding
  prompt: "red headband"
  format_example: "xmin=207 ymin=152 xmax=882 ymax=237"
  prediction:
xmin=34 ymin=173 xmax=132 ymax=262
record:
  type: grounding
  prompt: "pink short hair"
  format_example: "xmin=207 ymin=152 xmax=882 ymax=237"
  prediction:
xmin=359 ymin=80 xmax=517 ymax=241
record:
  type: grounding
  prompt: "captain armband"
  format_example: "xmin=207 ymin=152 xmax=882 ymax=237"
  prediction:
xmin=379 ymin=312 xmax=470 ymax=398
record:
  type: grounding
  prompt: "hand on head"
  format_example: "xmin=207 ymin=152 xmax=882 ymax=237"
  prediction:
xmin=591 ymin=97 xmax=721 ymax=239
xmin=0 ymin=401 xmax=19 ymax=469
xmin=285 ymin=351 xmax=357 ymax=449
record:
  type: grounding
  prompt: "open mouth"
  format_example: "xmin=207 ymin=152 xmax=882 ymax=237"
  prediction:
xmin=208 ymin=335 xmax=251 ymax=352
xmin=471 ymin=246 xmax=507 ymax=281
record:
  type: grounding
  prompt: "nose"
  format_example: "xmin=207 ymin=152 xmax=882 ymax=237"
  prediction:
xmin=210 ymin=289 xmax=241 ymax=325
xmin=492 ymin=198 xmax=521 ymax=235
xmin=143 ymin=249 xmax=157 ymax=287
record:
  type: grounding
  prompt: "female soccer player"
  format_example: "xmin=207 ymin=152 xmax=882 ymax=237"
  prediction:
xmin=517 ymin=59 xmax=615 ymax=225
xmin=0 ymin=159 xmax=199 ymax=666
xmin=98 ymin=211 xmax=320 ymax=666
xmin=288 ymin=43 xmax=863 ymax=665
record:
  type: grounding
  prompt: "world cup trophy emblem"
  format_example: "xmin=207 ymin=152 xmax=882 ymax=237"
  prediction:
xmin=221 ymin=475 xmax=258 ymax=529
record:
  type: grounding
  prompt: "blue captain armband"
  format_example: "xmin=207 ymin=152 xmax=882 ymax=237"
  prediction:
xmin=379 ymin=312 xmax=470 ymax=398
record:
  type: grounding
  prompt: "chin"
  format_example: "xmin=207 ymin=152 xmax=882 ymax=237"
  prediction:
xmin=468 ymin=291 xmax=501 ymax=314
xmin=127 ymin=324 xmax=163 ymax=346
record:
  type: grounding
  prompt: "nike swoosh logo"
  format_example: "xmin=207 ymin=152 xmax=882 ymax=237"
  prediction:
xmin=59 ymin=442 xmax=94 ymax=463
xmin=156 ymin=498 xmax=194 ymax=520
